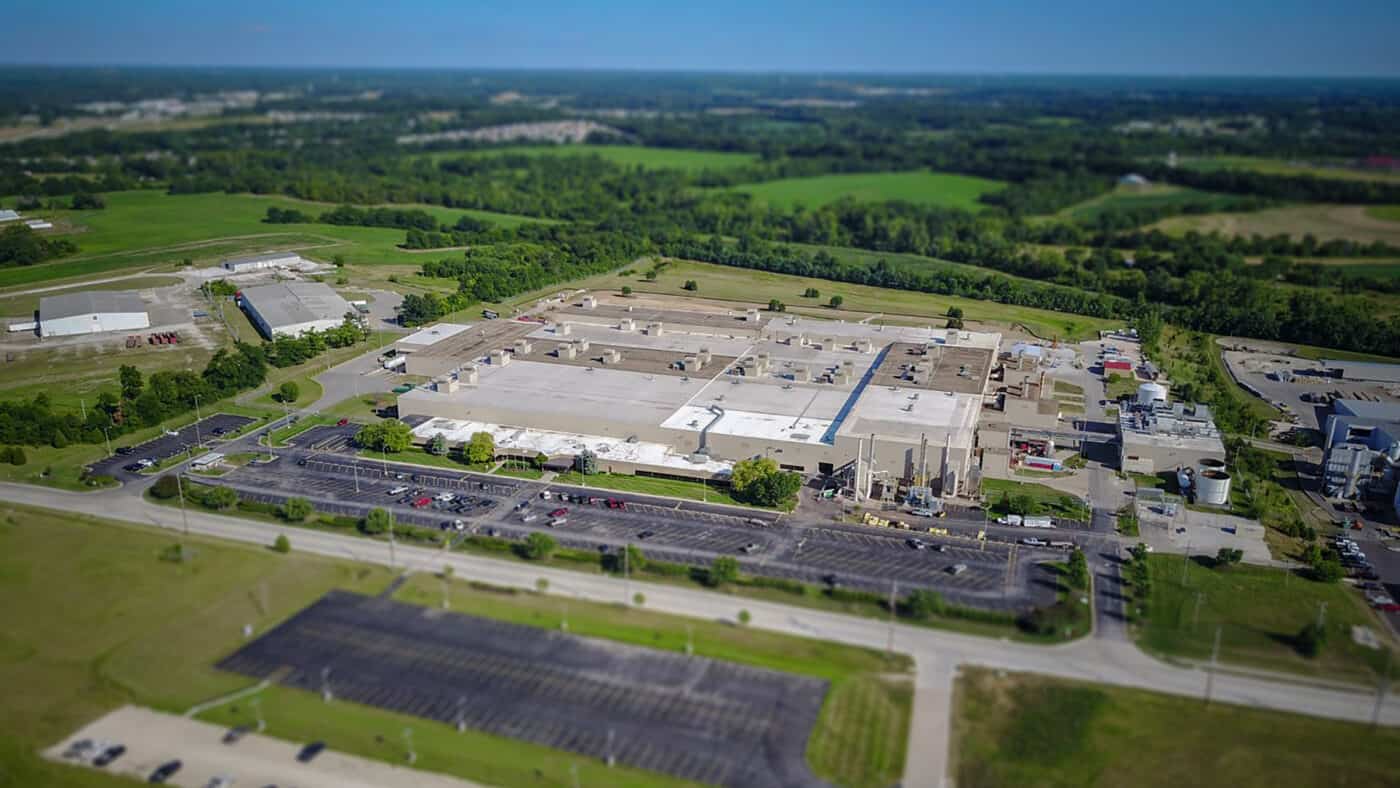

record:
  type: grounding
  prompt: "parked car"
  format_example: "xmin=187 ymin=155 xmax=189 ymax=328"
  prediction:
xmin=548 ymin=517 xmax=568 ymax=527
xmin=116 ymin=446 xmax=135 ymax=455
xmin=205 ymin=777 xmax=234 ymax=788
xmin=637 ymin=530 xmax=656 ymax=540
xmin=741 ymin=543 xmax=761 ymax=554
xmin=297 ymin=741 xmax=326 ymax=763
xmin=606 ymin=498 xmax=626 ymax=509
xmin=910 ymin=508 xmax=933 ymax=518
xmin=61 ymin=739 xmax=99 ymax=761
xmin=906 ymin=538 xmax=928 ymax=550
xmin=92 ymin=744 xmax=126 ymax=767
xmin=336 ymin=418 xmax=350 ymax=426
xmin=946 ymin=563 xmax=968 ymax=576
xmin=412 ymin=497 xmax=432 ymax=508
xmin=123 ymin=463 xmax=145 ymax=473
xmin=222 ymin=725 xmax=250 ymax=744
xmin=388 ymin=486 xmax=409 ymax=495
xmin=548 ymin=507 xmax=568 ymax=518
xmin=521 ymin=513 xmax=539 ymax=523
xmin=1020 ymin=537 xmax=1047 ymax=546
xmin=149 ymin=760 xmax=182 ymax=783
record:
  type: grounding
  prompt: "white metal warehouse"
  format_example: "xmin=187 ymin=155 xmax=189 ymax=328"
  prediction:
xmin=237 ymin=281 xmax=354 ymax=338
xmin=38 ymin=290 xmax=150 ymax=337
xmin=221 ymin=251 xmax=306 ymax=273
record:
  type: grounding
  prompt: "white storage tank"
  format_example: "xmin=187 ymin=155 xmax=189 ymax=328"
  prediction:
xmin=1196 ymin=464 xmax=1232 ymax=506
xmin=1137 ymin=382 xmax=1169 ymax=408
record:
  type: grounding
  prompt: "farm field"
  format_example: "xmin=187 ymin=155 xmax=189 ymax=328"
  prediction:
xmin=951 ymin=667 xmax=1400 ymax=788
xmin=1053 ymin=183 xmax=1236 ymax=222
xmin=422 ymin=144 xmax=760 ymax=172
xmin=1368 ymin=205 xmax=1400 ymax=222
xmin=728 ymin=169 xmax=1005 ymax=211
xmin=1152 ymin=203 xmax=1400 ymax=246
xmin=0 ymin=190 xmax=548 ymax=288
xmin=630 ymin=258 xmax=1115 ymax=341
xmin=1182 ymin=155 xmax=1400 ymax=184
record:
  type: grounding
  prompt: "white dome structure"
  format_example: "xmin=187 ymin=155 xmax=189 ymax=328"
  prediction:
xmin=1137 ymin=382 xmax=1168 ymax=408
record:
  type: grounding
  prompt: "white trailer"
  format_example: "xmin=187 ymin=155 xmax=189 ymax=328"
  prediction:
xmin=1022 ymin=516 xmax=1056 ymax=529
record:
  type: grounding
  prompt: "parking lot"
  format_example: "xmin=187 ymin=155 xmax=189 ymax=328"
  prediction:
xmin=220 ymin=591 xmax=828 ymax=788
xmin=204 ymin=450 xmax=1059 ymax=608
xmin=90 ymin=413 xmax=257 ymax=479
xmin=46 ymin=705 xmax=485 ymax=788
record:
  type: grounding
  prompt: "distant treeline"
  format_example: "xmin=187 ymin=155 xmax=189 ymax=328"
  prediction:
xmin=0 ymin=223 xmax=78 ymax=269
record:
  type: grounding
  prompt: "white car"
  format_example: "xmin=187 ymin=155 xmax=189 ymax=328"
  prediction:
xmin=1020 ymin=537 xmax=1047 ymax=546
xmin=387 ymin=485 xmax=409 ymax=496
xmin=947 ymin=563 xmax=968 ymax=576
xmin=435 ymin=492 xmax=456 ymax=503
xmin=521 ymin=513 xmax=539 ymax=523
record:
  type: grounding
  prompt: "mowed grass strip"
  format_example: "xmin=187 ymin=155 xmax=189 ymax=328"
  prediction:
xmin=1136 ymin=554 xmax=1395 ymax=683
xmin=952 ymin=667 xmax=1400 ymax=788
xmin=729 ymin=169 xmax=1005 ymax=211
xmin=804 ymin=674 xmax=913 ymax=788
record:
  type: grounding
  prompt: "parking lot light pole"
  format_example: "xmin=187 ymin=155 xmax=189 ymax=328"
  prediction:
xmin=321 ymin=666 xmax=334 ymax=702
xmin=403 ymin=727 xmax=416 ymax=765
xmin=251 ymin=696 xmax=265 ymax=733
xmin=174 ymin=473 xmax=190 ymax=540
xmin=456 ymin=695 xmax=467 ymax=733
xmin=886 ymin=580 xmax=898 ymax=656
xmin=101 ymin=426 xmax=113 ymax=457
xmin=192 ymin=394 xmax=202 ymax=448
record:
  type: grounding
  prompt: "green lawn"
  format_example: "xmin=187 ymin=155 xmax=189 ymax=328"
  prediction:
xmin=0 ymin=503 xmax=394 ymax=787
xmin=633 ymin=258 xmax=1114 ymax=341
xmin=0 ymin=274 xmax=182 ymax=316
xmin=253 ymin=372 xmax=323 ymax=408
xmin=982 ymin=478 xmax=1091 ymax=521
xmin=1185 ymin=156 xmax=1400 ymax=185
xmin=357 ymin=446 xmax=494 ymax=473
xmin=553 ymin=470 xmax=754 ymax=508
xmin=2 ymin=501 xmax=916 ymax=788
xmin=0 ymin=190 xmax=548 ymax=288
xmin=1137 ymin=554 xmax=1395 ymax=684
xmin=1367 ymin=205 xmax=1400 ymax=222
xmin=951 ymin=667 xmax=1400 ymax=788
xmin=422 ymin=144 xmax=760 ymax=172
xmin=729 ymin=169 xmax=1005 ymax=211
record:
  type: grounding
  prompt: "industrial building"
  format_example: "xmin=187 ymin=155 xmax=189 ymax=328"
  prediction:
xmin=35 ymin=290 xmax=150 ymax=337
xmin=221 ymin=251 xmax=307 ymax=273
xmin=396 ymin=304 xmax=1000 ymax=498
xmin=236 ymin=281 xmax=354 ymax=338
xmin=1118 ymin=382 xmax=1226 ymax=476
xmin=1321 ymin=400 xmax=1400 ymax=515
xmin=0 ymin=209 xmax=19 ymax=223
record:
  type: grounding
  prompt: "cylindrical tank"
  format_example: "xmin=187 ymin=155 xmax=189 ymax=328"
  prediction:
xmin=1137 ymin=382 xmax=1169 ymax=408
xmin=1200 ymin=457 xmax=1226 ymax=472
xmin=1196 ymin=469 xmax=1232 ymax=506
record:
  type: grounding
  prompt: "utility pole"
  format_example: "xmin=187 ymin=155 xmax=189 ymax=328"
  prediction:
xmin=1372 ymin=648 xmax=1392 ymax=728
xmin=1316 ymin=601 xmax=1328 ymax=630
xmin=79 ymin=398 xmax=86 ymax=421
xmin=886 ymin=580 xmax=898 ymax=656
xmin=101 ymin=426 xmax=113 ymax=457
xmin=1204 ymin=625 xmax=1222 ymax=706
xmin=251 ymin=696 xmax=265 ymax=733
xmin=1181 ymin=534 xmax=1192 ymax=585
xmin=606 ymin=727 xmax=616 ymax=767
xmin=403 ymin=727 xmax=416 ymax=765
xmin=388 ymin=514 xmax=397 ymax=569
xmin=353 ymin=459 xmax=360 ymax=493
xmin=321 ymin=666 xmax=334 ymax=702
xmin=685 ymin=624 xmax=693 ymax=656
xmin=1192 ymin=591 xmax=1204 ymax=632
xmin=192 ymin=393 xmax=202 ymax=448
xmin=623 ymin=541 xmax=631 ymax=605
xmin=174 ymin=473 xmax=190 ymax=540
xmin=455 ymin=695 xmax=467 ymax=733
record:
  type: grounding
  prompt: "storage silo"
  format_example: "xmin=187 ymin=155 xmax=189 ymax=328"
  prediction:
xmin=1196 ymin=462 xmax=1232 ymax=506
xmin=1137 ymin=382 xmax=1169 ymax=408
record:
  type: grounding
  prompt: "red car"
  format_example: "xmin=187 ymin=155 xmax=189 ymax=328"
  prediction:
xmin=337 ymin=418 xmax=350 ymax=426
xmin=549 ymin=507 xmax=568 ymax=518
xmin=412 ymin=497 xmax=432 ymax=508
xmin=606 ymin=498 xmax=626 ymax=509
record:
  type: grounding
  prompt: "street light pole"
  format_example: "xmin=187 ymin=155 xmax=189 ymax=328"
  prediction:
xmin=192 ymin=393 xmax=202 ymax=448
xmin=1204 ymin=625 xmax=1222 ymax=706
xmin=174 ymin=473 xmax=190 ymax=539
xmin=101 ymin=426 xmax=113 ymax=458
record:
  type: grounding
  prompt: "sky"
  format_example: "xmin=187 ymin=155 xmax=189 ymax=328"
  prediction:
xmin=4 ymin=0 xmax=1400 ymax=78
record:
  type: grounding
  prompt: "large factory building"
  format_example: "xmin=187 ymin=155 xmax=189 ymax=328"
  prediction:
xmin=36 ymin=290 xmax=150 ymax=337
xmin=395 ymin=300 xmax=1000 ymax=498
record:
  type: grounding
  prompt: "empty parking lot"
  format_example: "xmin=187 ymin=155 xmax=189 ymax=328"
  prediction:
xmin=219 ymin=591 xmax=828 ymax=788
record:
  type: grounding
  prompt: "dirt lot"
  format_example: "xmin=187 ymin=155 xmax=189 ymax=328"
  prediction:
xmin=1154 ymin=204 xmax=1400 ymax=246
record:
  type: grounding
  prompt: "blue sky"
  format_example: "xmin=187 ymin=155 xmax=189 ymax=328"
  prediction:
xmin=4 ymin=0 xmax=1399 ymax=77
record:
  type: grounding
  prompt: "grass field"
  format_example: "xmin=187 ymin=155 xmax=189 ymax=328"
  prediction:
xmin=1055 ymin=183 xmax=1236 ymax=223
xmin=2 ymin=502 xmax=915 ymax=788
xmin=951 ymin=667 xmax=1400 ymax=788
xmin=982 ymin=479 xmax=1091 ymax=521
xmin=1153 ymin=203 xmax=1400 ymax=246
xmin=422 ymin=144 xmax=760 ymax=172
xmin=0 ymin=190 xmax=547 ymax=288
xmin=1368 ymin=205 xmax=1400 ymax=222
xmin=552 ymin=470 xmax=753 ymax=509
xmin=1183 ymin=155 xmax=1400 ymax=185
xmin=631 ymin=258 xmax=1115 ymax=341
xmin=1136 ymin=554 xmax=1394 ymax=684
xmin=728 ymin=169 xmax=1005 ymax=211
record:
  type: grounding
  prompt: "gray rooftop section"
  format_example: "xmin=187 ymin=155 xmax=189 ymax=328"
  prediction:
xmin=1333 ymin=399 xmax=1400 ymax=422
xmin=239 ymin=281 xmax=352 ymax=328
xmin=40 ymin=290 xmax=146 ymax=320
xmin=1321 ymin=359 xmax=1400 ymax=384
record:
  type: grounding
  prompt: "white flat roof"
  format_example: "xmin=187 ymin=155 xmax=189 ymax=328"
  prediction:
xmin=841 ymin=386 xmax=982 ymax=445
xmin=775 ymin=317 xmax=1002 ymax=351
xmin=399 ymin=322 xmax=473 ymax=349
xmin=661 ymin=404 xmax=834 ymax=445
xmin=529 ymin=322 xmax=756 ymax=357
xmin=410 ymin=417 xmax=732 ymax=476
